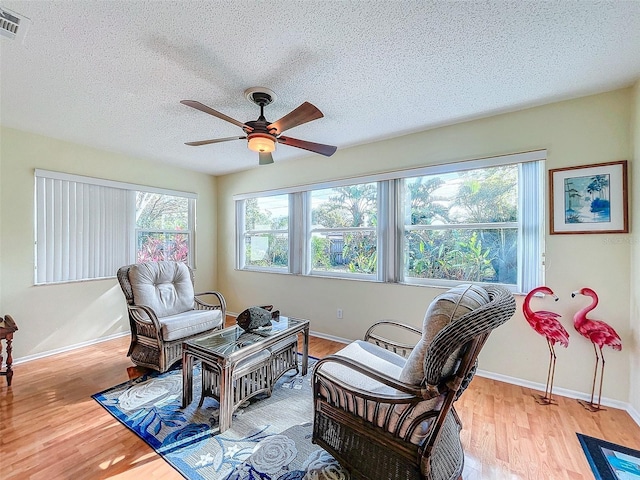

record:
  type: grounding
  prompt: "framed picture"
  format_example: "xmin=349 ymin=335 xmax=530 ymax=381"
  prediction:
xmin=549 ymin=160 xmax=628 ymax=234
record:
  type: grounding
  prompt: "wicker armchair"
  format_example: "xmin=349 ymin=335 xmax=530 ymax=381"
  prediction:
xmin=312 ymin=284 xmax=516 ymax=480
xmin=117 ymin=261 xmax=226 ymax=372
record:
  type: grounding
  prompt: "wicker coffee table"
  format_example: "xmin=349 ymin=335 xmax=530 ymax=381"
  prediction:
xmin=181 ymin=316 xmax=309 ymax=432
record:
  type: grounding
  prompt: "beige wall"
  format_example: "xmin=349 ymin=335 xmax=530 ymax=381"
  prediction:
xmin=0 ymin=127 xmax=218 ymax=359
xmin=1 ymin=88 xmax=635 ymax=406
xmin=631 ymin=81 xmax=640 ymax=414
xmin=217 ymin=88 xmax=634 ymax=403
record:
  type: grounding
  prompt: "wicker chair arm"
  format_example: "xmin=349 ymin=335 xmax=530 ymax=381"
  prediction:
xmin=127 ymin=305 xmax=162 ymax=331
xmin=314 ymin=354 xmax=434 ymax=401
xmin=423 ymin=285 xmax=516 ymax=386
xmin=194 ymin=290 xmax=227 ymax=315
xmin=364 ymin=320 xmax=422 ymax=358
xmin=455 ymin=360 xmax=478 ymax=400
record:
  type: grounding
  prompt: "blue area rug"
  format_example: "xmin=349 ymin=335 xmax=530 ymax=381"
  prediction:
xmin=92 ymin=358 xmax=348 ymax=479
xmin=577 ymin=433 xmax=640 ymax=480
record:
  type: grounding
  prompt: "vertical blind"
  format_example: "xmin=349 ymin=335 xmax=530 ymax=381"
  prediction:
xmin=35 ymin=176 xmax=132 ymax=284
xmin=519 ymin=160 xmax=544 ymax=293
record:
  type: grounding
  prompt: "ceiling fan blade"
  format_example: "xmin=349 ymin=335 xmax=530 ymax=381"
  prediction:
xmin=277 ymin=136 xmax=337 ymax=157
xmin=267 ymin=102 xmax=323 ymax=135
xmin=181 ymin=100 xmax=252 ymax=131
xmin=185 ymin=136 xmax=246 ymax=146
xmin=259 ymin=152 xmax=274 ymax=165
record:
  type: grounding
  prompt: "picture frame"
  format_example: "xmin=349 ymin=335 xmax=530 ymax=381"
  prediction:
xmin=549 ymin=160 xmax=628 ymax=235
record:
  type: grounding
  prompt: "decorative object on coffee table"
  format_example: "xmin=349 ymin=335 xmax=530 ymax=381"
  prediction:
xmin=237 ymin=305 xmax=280 ymax=332
xmin=571 ymin=287 xmax=622 ymax=412
xmin=0 ymin=314 xmax=18 ymax=386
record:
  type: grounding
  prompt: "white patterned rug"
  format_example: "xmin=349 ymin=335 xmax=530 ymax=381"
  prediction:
xmin=92 ymin=359 xmax=348 ymax=480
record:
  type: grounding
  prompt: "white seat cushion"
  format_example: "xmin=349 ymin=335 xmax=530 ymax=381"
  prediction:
xmin=317 ymin=339 xmax=442 ymax=444
xmin=319 ymin=340 xmax=406 ymax=396
xmin=160 ymin=309 xmax=223 ymax=341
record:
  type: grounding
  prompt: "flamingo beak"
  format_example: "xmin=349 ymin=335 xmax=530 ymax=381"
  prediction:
xmin=571 ymin=291 xmax=578 ymax=298
xmin=552 ymin=295 xmax=559 ymax=302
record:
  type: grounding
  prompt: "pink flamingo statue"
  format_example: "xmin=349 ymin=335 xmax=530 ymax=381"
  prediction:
xmin=571 ymin=287 xmax=622 ymax=412
xmin=523 ymin=286 xmax=569 ymax=405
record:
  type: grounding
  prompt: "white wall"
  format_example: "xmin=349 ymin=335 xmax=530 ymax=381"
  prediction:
xmin=631 ymin=81 xmax=640 ymax=414
xmin=0 ymin=127 xmax=219 ymax=359
xmin=217 ymin=88 xmax=634 ymax=403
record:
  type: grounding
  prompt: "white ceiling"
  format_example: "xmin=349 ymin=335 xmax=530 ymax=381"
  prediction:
xmin=1 ymin=1 xmax=640 ymax=176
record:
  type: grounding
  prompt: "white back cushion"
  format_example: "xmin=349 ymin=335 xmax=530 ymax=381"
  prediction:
xmin=398 ymin=284 xmax=490 ymax=385
xmin=129 ymin=262 xmax=194 ymax=317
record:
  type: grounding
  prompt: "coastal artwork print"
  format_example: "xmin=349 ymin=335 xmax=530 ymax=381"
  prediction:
xmin=563 ymin=173 xmax=611 ymax=224
xmin=550 ymin=161 xmax=628 ymax=234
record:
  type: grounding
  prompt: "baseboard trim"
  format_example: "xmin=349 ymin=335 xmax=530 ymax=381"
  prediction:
xmin=477 ymin=369 xmax=640 ymax=427
xmin=13 ymin=331 xmax=129 ymax=365
xmin=627 ymin=404 xmax=640 ymax=426
xmin=308 ymin=330 xmax=351 ymax=345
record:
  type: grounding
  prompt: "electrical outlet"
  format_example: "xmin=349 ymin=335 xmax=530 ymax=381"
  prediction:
xmin=337 ymin=308 xmax=343 ymax=319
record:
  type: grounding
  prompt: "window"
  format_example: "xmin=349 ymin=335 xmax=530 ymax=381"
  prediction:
xmin=135 ymin=192 xmax=192 ymax=263
xmin=35 ymin=170 xmax=196 ymax=284
xmin=235 ymin=150 xmax=544 ymax=293
xmin=239 ymin=194 xmax=289 ymax=270
xmin=309 ymin=183 xmax=378 ymax=278
xmin=402 ymin=164 xmax=520 ymax=286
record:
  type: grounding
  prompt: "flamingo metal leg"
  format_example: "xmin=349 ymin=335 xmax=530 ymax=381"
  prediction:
xmin=578 ymin=344 xmax=606 ymax=412
xmin=594 ymin=348 xmax=606 ymax=411
xmin=535 ymin=340 xmax=557 ymax=405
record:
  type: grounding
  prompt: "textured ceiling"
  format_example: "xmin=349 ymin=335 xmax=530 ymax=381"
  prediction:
xmin=1 ymin=1 xmax=640 ymax=176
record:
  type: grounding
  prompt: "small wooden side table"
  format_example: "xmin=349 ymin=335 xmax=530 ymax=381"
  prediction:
xmin=1 ymin=314 xmax=18 ymax=386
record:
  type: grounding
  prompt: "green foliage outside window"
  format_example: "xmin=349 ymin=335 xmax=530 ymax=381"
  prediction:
xmin=405 ymin=165 xmax=519 ymax=285
xmin=135 ymin=192 xmax=191 ymax=263
xmin=311 ymin=184 xmax=377 ymax=275
xmin=242 ymin=164 xmax=520 ymax=284
xmin=244 ymin=196 xmax=289 ymax=269
xmin=137 ymin=233 xmax=189 ymax=263
xmin=244 ymin=234 xmax=289 ymax=268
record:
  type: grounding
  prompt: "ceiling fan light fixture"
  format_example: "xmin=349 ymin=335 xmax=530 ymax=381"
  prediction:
xmin=181 ymin=91 xmax=337 ymax=164
xmin=247 ymin=133 xmax=276 ymax=153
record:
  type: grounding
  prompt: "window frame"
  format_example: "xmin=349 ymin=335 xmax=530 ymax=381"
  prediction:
xmin=399 ymin=162 xmax=522 ymax=289
xmin=305 ymin=182 xmax=381 ymax=281
xmin=234 ymin=150 xmax=546 ymax=293
xmin=134 ymin=190 xmax=196 ymax=266
xmin=236 ymin=193 xmax=291 ymax=272
xmin=34 ymin=169 xmax=197 ymax=285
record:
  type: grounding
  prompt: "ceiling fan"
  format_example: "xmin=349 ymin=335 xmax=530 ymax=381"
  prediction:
xmin=181 ymin=87 xmax=337 ymax=165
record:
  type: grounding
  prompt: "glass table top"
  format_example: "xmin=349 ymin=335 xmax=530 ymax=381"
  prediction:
xmin=186 ymin=316 xmax=305 ymax=356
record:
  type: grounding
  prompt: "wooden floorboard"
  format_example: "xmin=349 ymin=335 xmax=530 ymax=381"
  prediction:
xmin=1 ymin=320 xmax=638 ymax=479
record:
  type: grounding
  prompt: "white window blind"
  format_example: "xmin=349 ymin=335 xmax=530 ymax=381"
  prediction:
xmin=35 ymin=176 xmax=132 ymax=284
xmin=35 ymin=170 xmax=197 ymax=285
xmin=519 ymin=160 xmax=544 ymax=292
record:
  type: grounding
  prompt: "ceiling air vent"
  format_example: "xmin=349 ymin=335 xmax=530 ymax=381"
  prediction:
xmin=0 ymin=6 xmax=30 ymax=42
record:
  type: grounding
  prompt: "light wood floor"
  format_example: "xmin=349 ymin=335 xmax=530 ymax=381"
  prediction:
xmin=1 ymin=323 xmax=639 ymax=479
